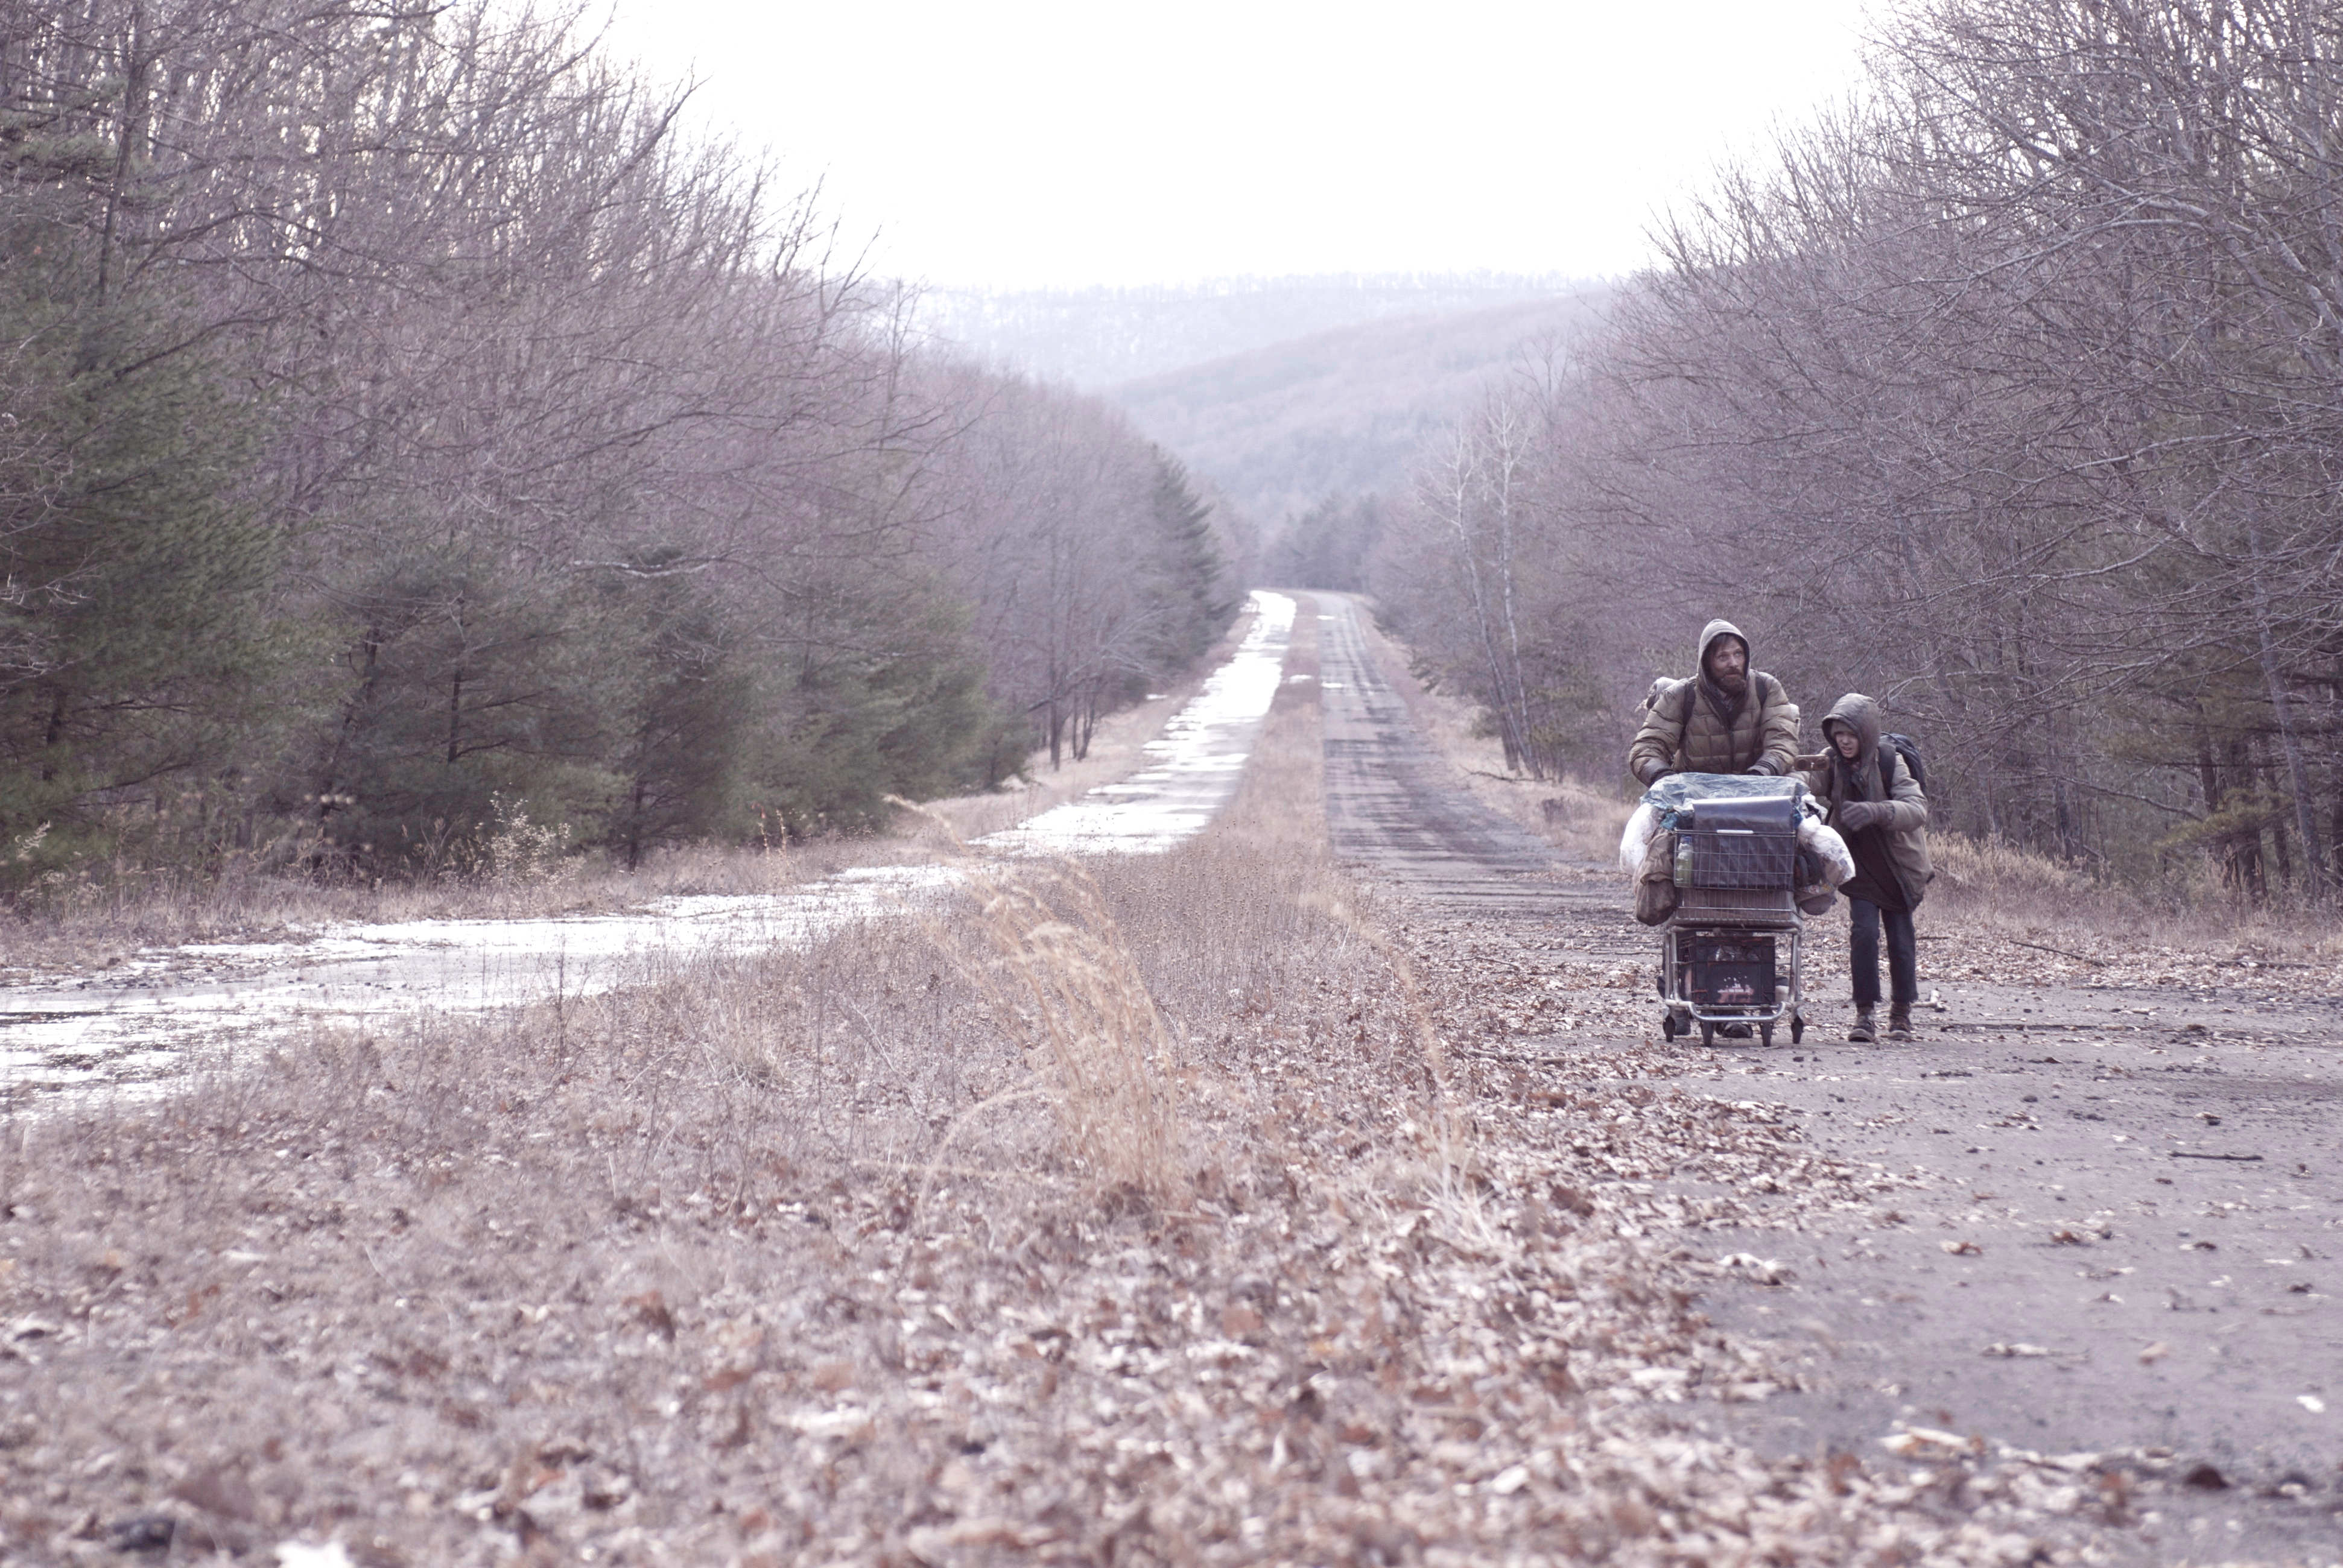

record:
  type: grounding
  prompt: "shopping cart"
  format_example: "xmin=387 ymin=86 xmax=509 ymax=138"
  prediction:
xmin=1645 ymin=775 xmax=1807 ymax=1048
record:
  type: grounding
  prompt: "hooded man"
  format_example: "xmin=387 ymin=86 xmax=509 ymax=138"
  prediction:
xmin=1627 ymin=619 xmax=1801 ymax=785
xmin=1797 ymin=693 xmax=1930 ymax=1042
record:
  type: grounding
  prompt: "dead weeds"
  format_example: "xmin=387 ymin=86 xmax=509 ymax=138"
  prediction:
xmin=0 ymin=610 xmax=2303 ymax=1567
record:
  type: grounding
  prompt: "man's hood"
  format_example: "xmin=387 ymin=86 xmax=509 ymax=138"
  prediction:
xmin=1698 ymin=618 xmax=1749 ymax=677
xmin=1821 ymin=692 xmax=1883 ymax=767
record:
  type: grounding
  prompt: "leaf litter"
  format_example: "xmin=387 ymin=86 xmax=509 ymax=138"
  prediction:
xmin=2 ymin=632 xmax=2331 ymax=1563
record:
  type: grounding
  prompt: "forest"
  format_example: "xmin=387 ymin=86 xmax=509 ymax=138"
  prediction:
xmin=0 ymin=0 xmax=1238 ymax=890
xmin=1331 ymin=0 xmax=2343 ymax=905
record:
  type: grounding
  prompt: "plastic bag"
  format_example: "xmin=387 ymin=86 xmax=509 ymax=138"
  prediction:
xmin=1618 ymin=800 xmax=1661 ymax=876
xmin=1639 ymin=771 xmax=1807 ymax=817
xmin=1798 ymin=816 xmax=1856 ymax=887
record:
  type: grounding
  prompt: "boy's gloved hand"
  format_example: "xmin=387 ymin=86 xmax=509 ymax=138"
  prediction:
xmin=1835 ymin=800 xmax=1881 ymax=831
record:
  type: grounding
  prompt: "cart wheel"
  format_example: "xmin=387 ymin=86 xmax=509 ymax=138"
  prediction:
xmin=1698 ymin=1019 xmax=1716 ymax=1048
xmin=1760 ymin=1022 xmax=1775 ymax=1048
xmin=1790 ymin=1013 xmax=1805 ymax=1045
xmin=1660 ymin=1011 xmax=1676 ymax=1041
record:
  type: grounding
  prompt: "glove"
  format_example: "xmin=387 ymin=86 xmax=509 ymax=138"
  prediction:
xmin=1835 ymin=800 xmax=1881 ymax=832
xmin=1638 ymin=763 xmax=1676 ymax=785
xmin=1745 ymin=758 xmax=1778 ymax=776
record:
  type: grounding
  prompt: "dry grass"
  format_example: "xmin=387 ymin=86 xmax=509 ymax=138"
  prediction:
xmin=0 ymin=606 xmax=2236 ymax=1566
xmin=953 ymin=862 xmax=1181 ymax=1201
xmin=1917 ymin=832 xmax=2343 ymax=995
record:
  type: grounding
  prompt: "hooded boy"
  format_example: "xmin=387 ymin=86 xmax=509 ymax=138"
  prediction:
xmin=1798 ymin=693 xmax=1931 ymax=1042
xmin=1627 ymin=619 xmax=1801 ymax=784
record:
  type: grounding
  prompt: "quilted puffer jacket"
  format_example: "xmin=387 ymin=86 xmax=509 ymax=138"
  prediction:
xmin=1626 ymin=619 xmax=1801 ymax=784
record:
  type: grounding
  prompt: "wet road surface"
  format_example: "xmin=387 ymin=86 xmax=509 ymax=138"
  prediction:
xmin=1314 ymin=593 xmax=1612 ymax=930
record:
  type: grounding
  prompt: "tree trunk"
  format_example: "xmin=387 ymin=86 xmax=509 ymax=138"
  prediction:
xmin=93 ymin=3 xmax=147 ymax=308
xmin=445 ymin=668 xmax=465 ymax=766
xmin=2245 ymin=522 xmax=2325 ymax=902
xmin=625 ymin=777 xmax=646 ymax=871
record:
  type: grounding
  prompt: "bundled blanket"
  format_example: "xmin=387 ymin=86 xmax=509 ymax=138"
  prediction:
xmin=1616 ymin=777 xmax=1854 ymax=887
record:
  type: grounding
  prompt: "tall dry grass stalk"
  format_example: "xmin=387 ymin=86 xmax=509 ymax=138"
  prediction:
xmin=954 ymin=862 xmax=1182 ymax=1201
xmin=880 ymin=793 xmax=1185 ymax=1201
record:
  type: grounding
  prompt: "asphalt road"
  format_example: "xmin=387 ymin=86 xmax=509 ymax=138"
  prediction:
xmin=1314 ymin=593 xmax=1568 ymax=919
xmin=1309 ymin=592 xmax=2343 ymax=1556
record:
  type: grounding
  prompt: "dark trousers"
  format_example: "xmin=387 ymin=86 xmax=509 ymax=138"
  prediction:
xmin=1848 ymin=898 xmax=1918 ymax=1010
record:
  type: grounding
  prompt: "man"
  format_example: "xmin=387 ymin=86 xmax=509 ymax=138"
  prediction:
xmin=1628 ymin=619 xmax=1801 ymax=785
xmin=1798 ymin=694 xmax=1930 ymax=1042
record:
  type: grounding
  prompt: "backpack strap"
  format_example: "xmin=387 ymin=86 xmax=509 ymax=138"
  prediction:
xmin=1652 ymin=677 xmax=1695 ymax=732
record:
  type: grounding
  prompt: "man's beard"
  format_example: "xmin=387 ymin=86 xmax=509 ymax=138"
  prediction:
xmin=1708 ymin=666 xmax=1748 ymax=695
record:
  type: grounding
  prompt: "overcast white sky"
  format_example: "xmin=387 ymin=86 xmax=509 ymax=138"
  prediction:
xmin=599 ymin=0 xmax=1876 ymax=291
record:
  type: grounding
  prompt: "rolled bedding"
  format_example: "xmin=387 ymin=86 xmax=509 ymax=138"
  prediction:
xmin=1617 ymin=801 xmax=1662 ymax=876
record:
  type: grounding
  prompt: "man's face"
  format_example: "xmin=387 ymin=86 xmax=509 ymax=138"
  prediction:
xmin=1833 ymin=727 xmax=1861 ymax=759
xmin=1705 ymin=637 xmax=1748 ymax=689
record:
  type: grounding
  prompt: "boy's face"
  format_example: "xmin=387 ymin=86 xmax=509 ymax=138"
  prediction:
xmin=1833 ymin=727 xmax=1861 ymax=759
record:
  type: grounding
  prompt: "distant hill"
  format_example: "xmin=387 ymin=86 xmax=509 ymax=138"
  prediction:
xmin=1108 ymin=288 xmax=1612 ymax=526
xmin=918 ymin=273 xmax=1595 ymax=391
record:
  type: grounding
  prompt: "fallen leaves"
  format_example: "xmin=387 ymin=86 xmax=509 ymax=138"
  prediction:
xmin=1712 ymin=1252 xmax=1794 ymax=1285
xmin=1882 ymin=1425 xmax=1982 ymax=1457
xmin=906 ymin=1519 xmax=1061 ymax=1561
xmin=3 ymin=844 xmax=2282 ymax=1568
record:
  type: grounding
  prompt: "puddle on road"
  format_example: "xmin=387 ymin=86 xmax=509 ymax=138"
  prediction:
xmin=2 ymin=593 xmax=1296 ymax=1099
xmin=981 ymin=591 xmax=1293 ymax=856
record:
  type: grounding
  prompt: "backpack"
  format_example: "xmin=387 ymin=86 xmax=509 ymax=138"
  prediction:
xmin=1882 ymin=732 xmax=1926 ymax=792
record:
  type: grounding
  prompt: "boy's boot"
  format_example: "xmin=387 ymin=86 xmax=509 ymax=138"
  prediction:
xmin=1888 ymin=1005 xmax=1913 ymax=1042
xmin=1848 ymin=1005 xmax=1876 ymax=1044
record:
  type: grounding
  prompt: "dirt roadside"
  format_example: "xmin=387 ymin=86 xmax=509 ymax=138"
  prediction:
xmin=1316 ymin=592 xmax=2343 ymax=1561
